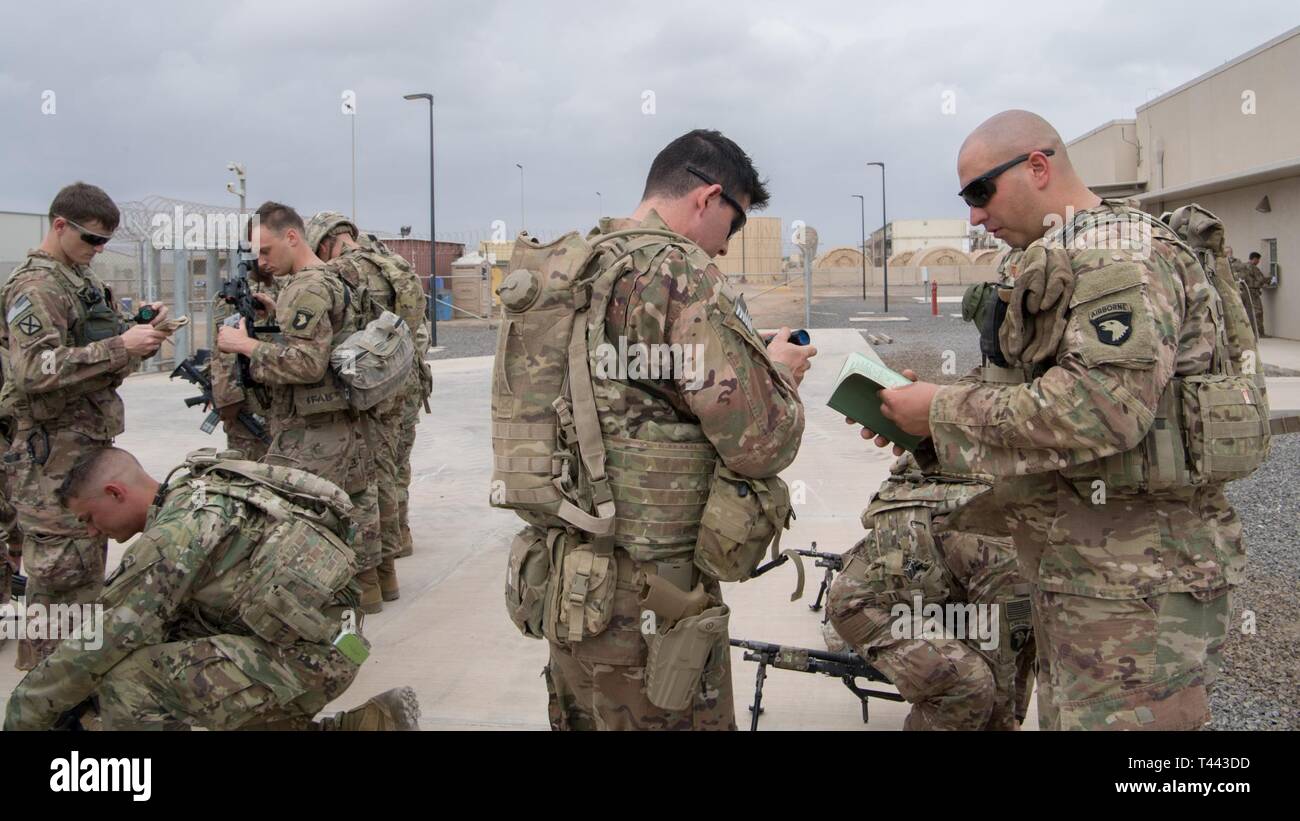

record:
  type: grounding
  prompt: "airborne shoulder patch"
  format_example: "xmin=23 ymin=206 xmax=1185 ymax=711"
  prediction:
xmin=292 ymin=309 xmax=315 ymax=331
xmin=1088 ymin=302 xmax=1133 ymax=346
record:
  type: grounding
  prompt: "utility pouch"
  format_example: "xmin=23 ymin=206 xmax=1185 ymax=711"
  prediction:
xmin=545 ymin=535 xmax=616 ymax=645
xmin=1180 ymin=374 xmax=1270 ymax=484
xmin=504 ymin=526 xmax=552 ymax=640
xmin=694 ymin=465 xmax=791 ymax=582
xmin=643 ymin=604 xmax=730 ymax=712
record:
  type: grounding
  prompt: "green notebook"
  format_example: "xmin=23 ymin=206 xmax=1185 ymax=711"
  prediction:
xmin=827 ymin=352 xmax=926 ymax=452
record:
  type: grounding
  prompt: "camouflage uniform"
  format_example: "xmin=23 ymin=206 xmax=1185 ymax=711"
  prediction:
xmin=250 ymin=265 xmax=381 ymax=575
xmin=927 ymin=202 xmax=1238 ymax=730
xmin=2 ymin=453 xmax=365 ymax=731
xmin=827 ymin=455 xmax=1036 ymax=730
xmin=212 ymin=275 xmax=281 ymax=461
xmin=540 ymin=211 xmax=805 ymax=730
xmin=327 ymin=244 xmax=425 ymax=569
xmin=0 ymin=250 xmax=138 ymax=670
xmin=396 ymin=318 xmax=432 ymax=557
xmin=1237 ymin=260 xmax=1268 ymax=338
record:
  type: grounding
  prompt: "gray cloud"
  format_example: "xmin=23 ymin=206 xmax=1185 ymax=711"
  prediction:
xmin=0 ymin=0 xmax=1295 ymax=252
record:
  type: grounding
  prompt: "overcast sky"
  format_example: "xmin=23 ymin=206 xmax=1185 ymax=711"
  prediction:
xmin=1 ymin=1 xmax=1296 ymax=251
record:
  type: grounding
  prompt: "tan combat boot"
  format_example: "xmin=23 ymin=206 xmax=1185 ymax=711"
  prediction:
xmin=377 ymin=557 xmax=399 ymax=602
xmin=357 ymin=568 xmax=384 ymax=614
xmin=321 ymin=687 xmax=422 ymax=731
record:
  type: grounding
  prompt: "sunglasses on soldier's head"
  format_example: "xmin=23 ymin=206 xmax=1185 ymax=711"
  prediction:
xmin=58 ymin=216 xmax=113 ymax=247
xmin=958 ymin=149 xmax=1055 ymax=209
xmin=686 ymin=166 xmax=747 ymax=238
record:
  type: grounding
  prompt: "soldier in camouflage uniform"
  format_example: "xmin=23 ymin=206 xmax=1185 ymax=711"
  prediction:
xmin=212 ymin=265 xmax=281 ymax=461
xmin=861 ymin=111 xmax=1246 ymax=730
xmin=500 ymin=130 xmax=815 ymax=730
xmin=216 ymin=202 xmax=384 ymax=614
xmin=826 ymin=454 xmax=1036 ymax=730
xmin=1240 ymin=252 xmax=1269 ymax=338
xmin=306 ymin=213 xmax=426 ymax=601
xmin=0 ymin=183 xmax=168 ymax=671
xmin=3 ymin=447 xmax=420 ymax=731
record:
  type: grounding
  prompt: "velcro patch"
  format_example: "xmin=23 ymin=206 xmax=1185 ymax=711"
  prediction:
xmin=16 ymin=313 xmax=43 ymax=336
xmin=1088 ymin=303 xmax=1133 ymax=346
xmin=733 ymin=295 xmax=755 ymax=336
xmin=292 ymin=309 xmax=314 ymax=331
xmin=6 ymin=295 xmax=32 ymax=324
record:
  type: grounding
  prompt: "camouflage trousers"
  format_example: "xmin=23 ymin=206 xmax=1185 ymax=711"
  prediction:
xmin=2 ymin=428 xmax=108 ymax=671
xmin=96 ymin=634 xmax=361 ymax=730
xmin=263 ymin=411 xmax=381 ymax=572
xmin=395 ymin=384 xmax=422 ymax=556
xmin=372 ymin=398 xmax=406 ymax=563
xmin=827 ymin=530 xmax=1033 ymax=731
xmin=544 ymin=550 xmax=735 ymax=731
xmin=1030 ymin=587 xmax=1230 ymax=731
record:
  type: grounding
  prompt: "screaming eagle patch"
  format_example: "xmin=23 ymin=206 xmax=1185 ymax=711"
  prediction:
xmin=1089 ymin=303 xmax=1133 ymax=346
xmin=292 ymin=309 xmax=314 ymax=331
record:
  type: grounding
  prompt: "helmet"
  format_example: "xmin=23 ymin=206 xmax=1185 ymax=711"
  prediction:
xmin=305 ymin=211 xmax=357 ymax=255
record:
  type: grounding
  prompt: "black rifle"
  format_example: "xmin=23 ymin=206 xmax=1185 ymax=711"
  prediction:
xmin=170 ymin=349 xmax=270 ymax=444
xmin=219 ymin=241 xmax=278 ymax=406
xmin=730 ymin=638 xmax=904 ymax=731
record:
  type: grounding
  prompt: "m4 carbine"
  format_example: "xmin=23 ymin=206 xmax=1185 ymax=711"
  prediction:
xmin=219 ymin=241 xmax=279 ymax=405
xmin=170 ymin=349 xmax=270 ymax=444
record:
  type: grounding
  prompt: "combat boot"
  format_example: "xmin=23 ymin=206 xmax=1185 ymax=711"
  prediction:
xmin=319 ymin=686 xmax=422 ymax=731
xmin=357 ymin=568 xmax=384 ymax=614
xmin=377 ymin=557 xmax=399 ymax=601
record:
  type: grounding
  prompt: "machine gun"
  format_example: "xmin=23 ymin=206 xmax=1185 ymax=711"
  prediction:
xmin=219 ymin=240 xmax=278 ymax=406
xmin=746 ymin=541 xmax=848 ymax=617
xmin=730 ymin=638 xmax=903 ymax=731
xmin=170 ymin=349 xmax=270 ymax=444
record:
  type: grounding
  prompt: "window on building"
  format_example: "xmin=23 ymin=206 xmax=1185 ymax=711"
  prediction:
xmin=1264 ymin=238 xmax=1279 ymax=286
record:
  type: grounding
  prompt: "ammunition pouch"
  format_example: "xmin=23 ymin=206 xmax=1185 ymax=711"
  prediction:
xmin=694 ymin=465 xmax=791 ymax=582
xmin=642 ymin=602 xmax=730 ymax=712
xmin=542 ymin=531 xmax=617 ymax=645
xmin=237 ymin=517 xmax=357 ymax=646
xmin=505 ymin=526 xmax=552 ymax=640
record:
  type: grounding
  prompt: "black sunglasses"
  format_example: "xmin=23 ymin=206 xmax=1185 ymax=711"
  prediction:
xmin=685 ymin=166 xmax=747 ymax=238
xmin=958 ymin=149 xmax=1055 ymax=208
xmin=58 ymin=215 xmax=113 ymax=247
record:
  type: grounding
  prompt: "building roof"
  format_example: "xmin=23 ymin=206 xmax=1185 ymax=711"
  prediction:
xmin=1136 ymin=25 xmax=1300 ymax=113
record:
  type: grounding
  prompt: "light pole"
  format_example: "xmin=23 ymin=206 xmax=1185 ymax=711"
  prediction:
xmin=516 ymin=163 xmax=525 ymax=233
xmin=596 ymin=191 xmax=602 ymax=222
xmin=868 ymin=162 xmax=888 ymax=313
xmin=851 ymin=194 xmax=866 ymax=301
xmin=403 ymin=92 xmax=436 ymax=346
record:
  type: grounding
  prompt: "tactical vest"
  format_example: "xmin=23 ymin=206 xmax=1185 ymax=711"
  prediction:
xmin=158 ymin=449 xmax=360 ymax=646
xmin=986 ymin=204 xmax=1274 ymax=493
xmin=0 ymin=255 xmax=127 ymax=423
xmin=494 ymin=226 xmax=790 ymax=645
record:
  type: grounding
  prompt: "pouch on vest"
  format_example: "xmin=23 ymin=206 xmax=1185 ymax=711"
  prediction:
xmin=238 ymin=517 xmax=357 ymax=645
xmin=329 ymin=310 xmax=415 ymax=410
xmin=694 ymin=464 xmax=791 ymax=582
xmin=543 ymin=532 xmax=617 ymax=645
xmin=504 ymin=525 xmax=551 ymax=640
xmin=1180 ymin=374 xmax=1270 ymax=484
xmin=643 ymin=603 xmax=730 ymax=712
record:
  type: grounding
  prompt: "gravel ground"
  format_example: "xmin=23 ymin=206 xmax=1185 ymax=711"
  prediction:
xmin=812 ymin=292 xmax=1298 ymax=730
xmin=427 ymin=320 xmax=500 ymax=360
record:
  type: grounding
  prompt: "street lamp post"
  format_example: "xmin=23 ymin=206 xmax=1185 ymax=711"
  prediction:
xmin=596 ymin=191 xmax=602 ymax=222
xmin=851 ymin=194 xmax=866 ymax=301
xmin=403 ymin=92 xmax=437 ymax=346
xmin=516 ymin=163 xmax=525 ymax=233
xmin=868 ymin=162 xmax=888 ymax=313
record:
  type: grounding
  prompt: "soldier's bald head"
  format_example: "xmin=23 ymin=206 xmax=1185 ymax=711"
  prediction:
xmin=960 ymin=110 xmax=1067 ymax=167
xmin=57 ymin=447 xmax=149 ymax=506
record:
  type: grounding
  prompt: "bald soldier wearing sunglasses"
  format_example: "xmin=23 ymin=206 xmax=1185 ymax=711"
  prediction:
xmin=853 ymin=110 xmax=1244 ymax=731
xmin=0 ymin=182 xmax=168 ymax=670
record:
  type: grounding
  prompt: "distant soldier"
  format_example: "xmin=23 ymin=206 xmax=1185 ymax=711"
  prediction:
xmin=306 ymin=213 xmax=426 ymax=601
xmin=211 ymin=262 xmax=281 ymax=461
xmin=216 ymin=202 xmax=384 ymax=613
xmin=0 ymin=182 xmax=168 ymax=670
xmin=826 ymin=454 xmax=1036 ymax=730
xmin=1244 ymin=251 xmax=1269 ymax=338
xmin=3 ymin=447 xmax=420 ymax=731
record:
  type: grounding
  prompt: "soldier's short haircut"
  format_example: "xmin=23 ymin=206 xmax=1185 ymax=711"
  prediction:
xmin=1248 ymin=252 xmax=1262 ymax=261
xmin=254 ymin=201 xmax=306 ymax=236
xmin=49 ymin=182 xmax=120 ymax=233
xmin=641 ymin=129 xmax=770 ymax=211
xmin=57 ymin=447 xmax=143 ymax=507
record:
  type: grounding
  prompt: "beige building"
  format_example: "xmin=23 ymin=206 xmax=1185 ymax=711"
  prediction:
xmin=868 ymin=218 xmax=974 ymax=264
xmin=713 ymin=216 xmax=782 ymax=275
xmin=1069 ymin=25 xmax=1300 ymax=339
